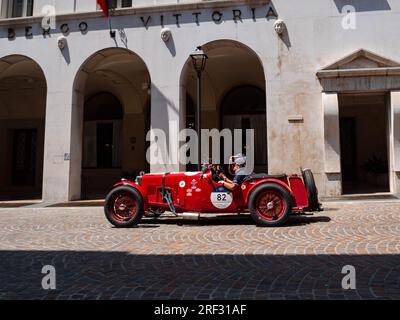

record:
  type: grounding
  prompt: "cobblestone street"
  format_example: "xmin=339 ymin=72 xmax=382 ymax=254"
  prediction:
xmin=0 ymin=201 xmax=399 ymax=300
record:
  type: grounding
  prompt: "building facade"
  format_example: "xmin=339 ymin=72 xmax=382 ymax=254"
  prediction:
xmin=1 ymin=0 xmax=400 ymax=202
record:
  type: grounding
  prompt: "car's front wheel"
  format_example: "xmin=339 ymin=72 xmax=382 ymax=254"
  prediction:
xmin=249 ymin=183 xmax=292 ymax=227
xmin=104 ymin=186 xmax=144 ymax=227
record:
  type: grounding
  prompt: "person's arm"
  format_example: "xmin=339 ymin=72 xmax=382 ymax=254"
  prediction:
xmin=219 ymin=180 xmax=236 ymax=190
xmin=219 ymin=173 xmax=233 ymax=183
xmin=218 ymin=174 xmax=238 ymax=190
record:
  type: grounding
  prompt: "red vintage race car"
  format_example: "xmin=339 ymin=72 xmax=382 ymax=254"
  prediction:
xmin=104 ymin=165 xmax=323 ymax=228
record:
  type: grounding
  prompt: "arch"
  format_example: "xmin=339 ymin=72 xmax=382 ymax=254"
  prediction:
xmin=179 ymin=39 xmax=267 ymax=171
xmin=178 ymin=39 xmax=266 ymax=87
xmin=84 ymin=92 xmax=123 ymax=121
xmin=220 ymin=85 xmax=266 ymax=115
xmin=71 ymin=48 xmax=151 ymax=200
xmin=73 ymin=47 xmax=151 ymax=114
xmin=0 ymin=55 xmax=47 ymax=200
xmin=0 ymin=54 xmax=47 ymax=82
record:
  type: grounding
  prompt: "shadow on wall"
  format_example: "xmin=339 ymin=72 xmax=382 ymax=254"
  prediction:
xmin=0 ymin=250 xmax=399 ymax=299
xmin=334 ymin=0 xmax=391 ymax=12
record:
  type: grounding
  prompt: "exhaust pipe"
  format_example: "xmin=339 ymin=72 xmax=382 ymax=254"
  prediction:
xmin=181 ymin=212 xmax=200 ymax=220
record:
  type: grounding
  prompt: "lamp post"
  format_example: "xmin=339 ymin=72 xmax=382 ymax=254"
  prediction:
xmin=190 ymin=46 xmax=208 ymax=170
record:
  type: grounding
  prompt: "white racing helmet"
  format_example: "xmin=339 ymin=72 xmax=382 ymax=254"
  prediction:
xmin=229 ymin=153 xmax=246 ymax=166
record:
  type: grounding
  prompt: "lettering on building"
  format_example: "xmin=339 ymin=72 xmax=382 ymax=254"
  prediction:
xmin=4 ymin=5 xmax=278 ymax=40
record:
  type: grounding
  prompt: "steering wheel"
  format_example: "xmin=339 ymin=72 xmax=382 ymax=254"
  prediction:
xmin=199 ymin=163 xmax=211 ymax=180
xmin=211 ymin=164 xmax=224 ymax=182
xmin=200 ymin=163 xmax=224 ymax=183
xmin=228 ymin=163 xmax=235 ymax=176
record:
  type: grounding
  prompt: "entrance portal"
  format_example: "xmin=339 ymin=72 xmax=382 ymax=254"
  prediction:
xmin=74 ymin=48 xmax=151 ymax=200
xmin=181 ymin=40 xmax=267 ymax=172
xmin=339 ymin=93 xmax=390 ymax=194
xmin=0 ymin=55 xmax=46 ymax=200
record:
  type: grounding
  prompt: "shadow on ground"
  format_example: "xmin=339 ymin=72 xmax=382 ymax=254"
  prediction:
xmin=138 ymin=215 xmax=331 ymax=228
xmin=0 ymin=202 xmax=41 ymax=208
xmin=0 ymin=250 xmax=398 ymax=300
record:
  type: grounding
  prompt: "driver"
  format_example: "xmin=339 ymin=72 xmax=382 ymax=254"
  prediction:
xmin=218 ymin=153 xmax=250 ymax=191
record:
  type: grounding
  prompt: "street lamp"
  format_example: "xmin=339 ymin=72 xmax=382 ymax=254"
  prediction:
xmin=190 ymin=46 xmax=208 ymax=170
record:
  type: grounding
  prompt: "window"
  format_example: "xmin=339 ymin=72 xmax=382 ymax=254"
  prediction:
xmin=6 ymin=0 xmax=33 ymax=18
xmin=83 ymin=93 xmax=123 ymax=169
xmin=109 ymin=0 xmax=132 ymax=9
xmin=221 ymin=86 xmax=267 ymax=166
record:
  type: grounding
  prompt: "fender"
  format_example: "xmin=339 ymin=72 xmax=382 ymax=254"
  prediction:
xmin=245 ymin=178 xmax=293 ymax=204
xmin=113 ymin=180 xmax=145 ymax=198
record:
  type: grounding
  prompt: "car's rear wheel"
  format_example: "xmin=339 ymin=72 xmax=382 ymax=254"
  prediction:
xmin=104 ymin=186 xmax=144 ymax=227
xmin=249 ymin=183 xmax=292 ymax=227
xmin=302 ymin=168 xmax=319 ymax=211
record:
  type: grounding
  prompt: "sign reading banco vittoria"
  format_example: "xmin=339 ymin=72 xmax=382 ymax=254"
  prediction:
xmin=5 ymin=5 xmax=278 ymax=40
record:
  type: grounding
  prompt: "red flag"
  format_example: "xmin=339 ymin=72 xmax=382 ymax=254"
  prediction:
xmin=97 ymin=0 xmax=109 ymax=17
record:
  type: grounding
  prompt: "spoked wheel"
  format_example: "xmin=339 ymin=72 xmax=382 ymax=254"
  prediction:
xmin=249 ymin=183 xmax=292 ymax=227
xmin=104 ymin=186 xmax=144 ymax=227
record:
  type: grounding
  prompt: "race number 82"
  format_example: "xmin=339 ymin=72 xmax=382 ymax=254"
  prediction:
xmin=217 ymin=193 xmax=226 ymax=201
xmin=210 ymin=191 xmax=233 ymax=209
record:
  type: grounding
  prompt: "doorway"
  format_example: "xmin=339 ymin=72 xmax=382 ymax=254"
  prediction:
xmin=0 ymin=55 xmax=46 ymax=200
xmin=12 ymin=129 xmax=37 ymax=186
xmin=221 ymin=86 xmax=267 ymax=173
xmin=82 ymin=92 xmax=123 ymax=199
xmin=74 ymin=48 xmax=151 ymax=200
xmin=96 ymin=123 xmax=114 ymax=168
xmin=181 ymin=40 xmax=266 ymax=172
xmin=339 ymin=93 xmax=390 ymax=194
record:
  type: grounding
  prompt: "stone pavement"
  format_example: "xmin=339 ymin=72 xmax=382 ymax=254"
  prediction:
xmin=0 ymin=201 xmax=399 ymax=300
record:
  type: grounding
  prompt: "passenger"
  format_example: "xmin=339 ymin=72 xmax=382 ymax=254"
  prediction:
xmin=218 ymin=154 xmax=250 ymax=191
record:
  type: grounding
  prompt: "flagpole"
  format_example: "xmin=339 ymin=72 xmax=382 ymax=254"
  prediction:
xmin=108 ymin=9 xmax=116 ymax=38
xmin=98 ymin=0 xmax=115 ymax=38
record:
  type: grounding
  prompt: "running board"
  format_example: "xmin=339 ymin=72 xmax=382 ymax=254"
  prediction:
xmin=177 ymin=212 xmax=244 ymax=220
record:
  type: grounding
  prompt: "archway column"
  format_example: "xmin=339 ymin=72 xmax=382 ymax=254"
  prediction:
xmin=149 ymin=80 xmax=186 ymax=173
xmin=0 ymin=55 xmax=48 ymax=200
xmin=389 ymin=91 xmax=400 ymax=194
xmin=42 ymin=86 xmax=82 ymax=203
xmin=322 ymin=92 xmax=342 ymax=196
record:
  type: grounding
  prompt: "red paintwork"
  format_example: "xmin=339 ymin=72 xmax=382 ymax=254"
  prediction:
xmin=288 ymin=175 xmax=309 ymax=210
xmin=242 ymin=177 xmax=292 ymax=205
xmin=112 ymin=169 xmax=313 ymax=215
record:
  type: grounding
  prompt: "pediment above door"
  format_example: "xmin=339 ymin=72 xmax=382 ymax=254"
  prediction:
xmin=317 ymin=49 xmax=400 ymax=79
xmin=317 ymin=49 xmax=400 ymax=92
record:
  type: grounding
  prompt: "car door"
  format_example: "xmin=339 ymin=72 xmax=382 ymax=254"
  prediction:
xmin=199 ymin=172 xmax=238 ymax=213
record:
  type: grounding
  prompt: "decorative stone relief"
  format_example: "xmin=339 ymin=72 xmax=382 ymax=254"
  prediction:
xmin=160 ymin=28 xmax=172 ymax=42
xmin=274 ymin=19 xmax=286 ymax=36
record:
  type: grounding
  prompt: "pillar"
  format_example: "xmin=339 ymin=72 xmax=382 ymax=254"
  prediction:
xmin=322 ymin=92 xmax=342 ymax=196
xmin=389 ymin=91 xmax=400 ymax=194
